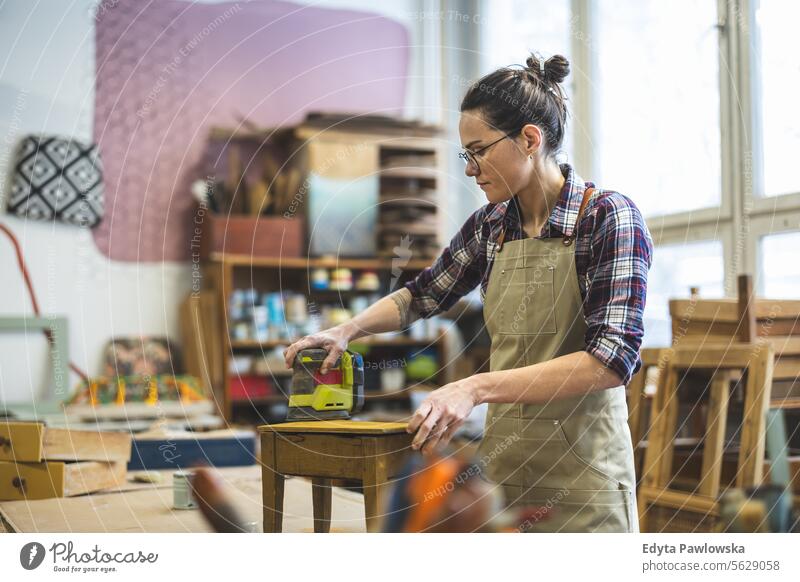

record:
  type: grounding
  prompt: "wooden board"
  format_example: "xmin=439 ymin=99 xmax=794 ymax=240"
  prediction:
xmin=259 ymin=420 xmax=409 ymax=434
xmin=64 ymin=401 xmax=215 ymax=420
xmin=0 ymin=422 xmax=44 ymax=462
xmin=42 ymin=428 xmax=131 ymax=462
xmin=0 ymin=460 xmax=126 ymax=500
xmin=0 ymin=467 xmax=366 ymax=533
xmin=670 ymin=298 xmax=800 ymax=321
xmin=0 ymin=422 xmax=131 ymax=463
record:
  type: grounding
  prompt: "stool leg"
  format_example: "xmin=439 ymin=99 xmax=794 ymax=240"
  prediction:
xmin=312 ymin=478 xmax=332 ymax=533
xmin=261 ymin=433 xmax=285 ymax=532
xmin=363 ymin=439 xmax=389 ymax=533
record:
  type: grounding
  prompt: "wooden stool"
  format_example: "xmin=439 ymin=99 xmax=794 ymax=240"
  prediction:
xmin=258 ymin=421 xmax=412 ymax=533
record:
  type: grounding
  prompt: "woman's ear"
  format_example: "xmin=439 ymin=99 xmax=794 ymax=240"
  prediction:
xmin=520 ymin=124 xmax=543 ymax=157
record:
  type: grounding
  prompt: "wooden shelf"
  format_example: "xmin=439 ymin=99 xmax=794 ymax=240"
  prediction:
xmin=208 ymin=253 xmax=433 ymax=271
xmin=230 ymin=335 xmax=443 ymax=350
xmin=379 ymin=166 xmax=438 ymax=180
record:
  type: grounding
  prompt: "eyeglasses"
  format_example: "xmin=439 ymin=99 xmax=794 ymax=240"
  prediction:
xmin=458 ymin=131 xmax=516 ymax=172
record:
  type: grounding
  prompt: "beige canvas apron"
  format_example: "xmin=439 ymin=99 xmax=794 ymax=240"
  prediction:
xmin=476 ymin=188 xmax=639 ymax=532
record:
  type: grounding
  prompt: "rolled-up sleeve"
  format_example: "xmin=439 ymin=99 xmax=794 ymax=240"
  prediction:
xmin=403 ymin=207 xmax=486 ymax=319
xmin=583 ymin=194 xmax=653 ymax=385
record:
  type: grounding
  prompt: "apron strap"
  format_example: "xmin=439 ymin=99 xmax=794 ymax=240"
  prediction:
xmin=495 ymin=187 xmax=596 ymax=251
xmin=561 ymin=186 xmax=595 ymax=247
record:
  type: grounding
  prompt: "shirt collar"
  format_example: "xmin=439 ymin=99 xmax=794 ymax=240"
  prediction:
xmin=501 ymin=163 xmax=590 ymax=238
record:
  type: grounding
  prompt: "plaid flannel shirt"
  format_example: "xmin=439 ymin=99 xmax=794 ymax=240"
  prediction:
xmin=403 ymin=163 xmax=653 ymax=384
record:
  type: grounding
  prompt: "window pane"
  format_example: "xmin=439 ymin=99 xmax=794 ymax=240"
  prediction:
xmin=595 ymin=1 xmax=721 ymax=217
xmin=643 ymin=241 xmax=725 ymax=347
xmin=759 ymin=231 xmax=800 ymax=297
xmin=755 ymin=0 xmax=800 ymax=197
xmin=481 ymin=0 xmax=573 ymax=160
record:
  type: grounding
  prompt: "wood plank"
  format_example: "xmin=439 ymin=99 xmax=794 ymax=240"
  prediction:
xmin=0 ymin=460 xmax=64 ymax=499
xmin=0 ymin=468 xmax=367 ymax=533
xmin=670 ymin=298 xmax=800 ymax=321
xmin=698 ymin=371 xmax=732 ymax=497
xmin=0 ymin=422 xmax=44 ymax=462
xmin=658 ymin=366 xmax=680 ymax=490
xmin=42 ymin=428 xmax=132 ymax=462
xmin=738 ymin=274 xmax=756 ymax=343
xmin=638 ymin=486 xmax=717 ymax=513
xmin=640 ymin=363 xmax=676 ymax=491
xmin=669 ymin=344 xmax=766 ymax=369
xmin=675 ymin=317 xmax=800 ymax=339
xmin=764 ymin=336 xmax=800 ymax=355
xmin=208 ymin=253 xmax=433 ymax=271
xmin=62 ymin=461 xmax=126 ymax=497
xmin=773 ymin=357 xmax=800 ymax=380
xmin=627 ymin=361 xmax=647 ymax=448
xmin=64 ymin=401 xmax=215 ymax=420
xmin=0 ymin=460 xmax=126 ymax=500
xmin=180 ymin=293 xmax=207 ymax=393
xmin=737 ymin=346 xmax=775 ymax=488
xmin=627 ymin=348 xmax=664 ymax=451
xmin=260 ymin=421 xmax=409 ymax=434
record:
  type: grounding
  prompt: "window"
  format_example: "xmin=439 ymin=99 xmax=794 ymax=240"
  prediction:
xmin=759 ymin=231 xmax=800 ymax=297
xmin=474 ymin=1 xmax=800 ymax=351
xmin=754 ymin=0 xmax=800 ymax=197
xmin=643 ymin=240 xmax=725 ymax=347
xmin=595 ymin=0 xmax=721 ymax=218
xmin=480 ymin=0 xmax=574 ymax=161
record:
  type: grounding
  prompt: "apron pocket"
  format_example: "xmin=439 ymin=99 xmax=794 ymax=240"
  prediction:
xmin=477 ymin=416 xmax=522 ymax=487
xmin=556 ymin=422 xmax=623 ymax=488
xmin=497 ymin=264 xmax=557 ymax=336
xmin=520 ymin=419 xmax=619 ymax=491
xmin=518 ymin=486 xmax=635 ymax=533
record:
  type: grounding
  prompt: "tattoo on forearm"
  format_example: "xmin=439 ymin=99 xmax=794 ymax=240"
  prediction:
xmin=389 ymin=288 xmax=420 ymax=329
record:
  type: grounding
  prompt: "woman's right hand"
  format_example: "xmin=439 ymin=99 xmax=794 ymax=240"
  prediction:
xmin=283 ymin=325 xmax=352 ymax=375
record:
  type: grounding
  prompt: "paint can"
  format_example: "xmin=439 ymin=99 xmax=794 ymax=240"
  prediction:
xmin=173 ymin=470 xmax=197 ymax=510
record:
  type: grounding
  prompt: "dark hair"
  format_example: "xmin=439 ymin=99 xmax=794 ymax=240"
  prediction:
xmin=460 ymin=53 xmax=570 ymax=155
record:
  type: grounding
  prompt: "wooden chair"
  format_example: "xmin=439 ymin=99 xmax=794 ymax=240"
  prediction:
xmin=669 ymin=276 xmax=800 ymax=410
xmin=637 ymin=343 xmax=775 ymax=532
xmin=626 ymin=348 xmax=666 ymax=480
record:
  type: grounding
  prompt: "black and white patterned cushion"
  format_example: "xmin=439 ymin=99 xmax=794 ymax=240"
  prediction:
xmin=8 ymin=135 xmax=104 ymax=227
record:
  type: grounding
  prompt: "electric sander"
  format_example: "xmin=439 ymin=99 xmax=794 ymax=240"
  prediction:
xmin=287 ymin=348 xmax=365 ymax=420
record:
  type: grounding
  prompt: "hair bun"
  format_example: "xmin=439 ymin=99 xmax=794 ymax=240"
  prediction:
xmin=525 ymin=53 xmax=570 ymax=85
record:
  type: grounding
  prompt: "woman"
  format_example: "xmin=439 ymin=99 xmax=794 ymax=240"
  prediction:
xmin=284 ymin=53 xmax=653 ymax=532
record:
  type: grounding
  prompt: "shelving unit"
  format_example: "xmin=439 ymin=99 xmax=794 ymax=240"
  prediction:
xmin=203 ymin=253 xmax=447 ymax=424
xmin=200 ymin=116 xmax=447 ymax=425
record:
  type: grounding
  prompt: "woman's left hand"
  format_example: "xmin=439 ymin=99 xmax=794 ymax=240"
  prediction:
xmin=407 ymin=377 xmax=482 ymax=456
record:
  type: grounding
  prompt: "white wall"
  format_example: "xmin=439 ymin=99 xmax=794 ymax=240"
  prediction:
xmin=0 ymin=0 xmax=437 ymax=405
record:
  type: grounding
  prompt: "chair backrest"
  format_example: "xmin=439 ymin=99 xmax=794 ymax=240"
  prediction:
xmin=669 ymin=275 xmax=800 ymax=394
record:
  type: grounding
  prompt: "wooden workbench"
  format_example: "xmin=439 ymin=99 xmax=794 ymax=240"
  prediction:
xmin=0 ymin=466 xmax=366 ymax=533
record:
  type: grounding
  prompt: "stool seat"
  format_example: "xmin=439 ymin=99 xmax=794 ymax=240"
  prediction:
xmin=259 ymin=420 xmax=413 ymax=532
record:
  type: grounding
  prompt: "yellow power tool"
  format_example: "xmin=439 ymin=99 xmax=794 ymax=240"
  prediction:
xmin=287 ymin=349 xmax=365 ymax=420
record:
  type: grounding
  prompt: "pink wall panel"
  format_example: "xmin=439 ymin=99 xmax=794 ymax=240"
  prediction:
xmin=93 ymin=0 xmax=408 ymax=261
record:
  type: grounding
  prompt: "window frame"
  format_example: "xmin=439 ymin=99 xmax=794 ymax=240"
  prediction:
xmin=470 ymin=0 xmax=795 ymax=302
xmin=556 ymin=1 xmax=794 ymax=299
